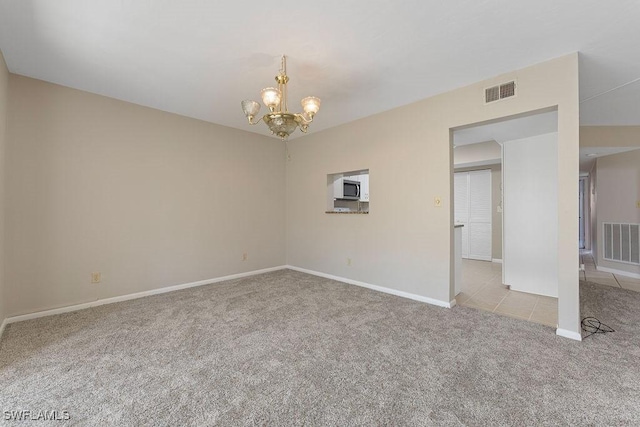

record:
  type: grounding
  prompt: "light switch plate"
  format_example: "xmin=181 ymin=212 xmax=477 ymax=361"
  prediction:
xmin=434 ymin=197 xmax=442 ymax=207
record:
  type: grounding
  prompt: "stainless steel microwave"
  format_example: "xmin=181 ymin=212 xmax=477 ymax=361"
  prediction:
xmin=334 ymin=178 xmax=361 ymax=200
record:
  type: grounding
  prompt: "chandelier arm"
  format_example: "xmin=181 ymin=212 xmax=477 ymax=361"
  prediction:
xmin=295 ymin=113 xmax=314 ymax=124
xmin=247 ymin=116 xmax=264 ymax=125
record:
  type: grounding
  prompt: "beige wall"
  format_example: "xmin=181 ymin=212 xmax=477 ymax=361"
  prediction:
xmin=0 ymin=51 xmax=8 ymax=326
xmin=581 ymin=126 xmax=640 ymax=148
xmin=5 ymin=75 xmax=286 ymax=317
xmin=286 ymin=54 xmax=580 ymax=336
xmin=594 ymin=149 xmax=640 ymax=276
xmin=454 ymin=164 xmax=502 ymax=260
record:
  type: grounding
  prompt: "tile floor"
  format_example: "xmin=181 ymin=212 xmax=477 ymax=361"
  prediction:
xmin=581 ymin=252 xmax=640 ymax=292
xmin=455 ymin=252 xmax=640 ymax=328
xmin=455 ymin=260 xmax=558 ymax=327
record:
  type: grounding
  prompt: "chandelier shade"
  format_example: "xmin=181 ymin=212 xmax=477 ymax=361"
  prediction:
xmin=260 ymin=87 xmax=282 ymax=111
xmin=241 ymin=100 xmax=261 ymax=119
xmin=301 ymin=96 xmax=321 ymax=117
xmin=241 ymin=55 xmax=320 ymax=140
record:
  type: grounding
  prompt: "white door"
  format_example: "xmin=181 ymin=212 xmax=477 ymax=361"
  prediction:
xmin=468 ymin=170 xmax=492 ymax=261
xmin=454 ymin=170 xmax=492 ymax=261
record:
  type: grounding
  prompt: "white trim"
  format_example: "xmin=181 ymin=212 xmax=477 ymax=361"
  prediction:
xmin=492 ymin=258 xmax=503 ymax=264
xmin=596 ymin=266 xmax=640 ymax=280
xmin=556 ymin=328 xmax=582 ymax=341
xmin=5 ymin=266 xmax=287 ymax=325
xmin=0 ymin=318 xmax=8 ymax=341
xmin=286 ymin=265 xmax=454 ymax=308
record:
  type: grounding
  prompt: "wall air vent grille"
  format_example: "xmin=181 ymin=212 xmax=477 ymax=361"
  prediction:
xmin=485 ymin=86 xmax=500 ymax=103
xmin=485 ymin=81 xmax=516 ymax=104
xmin=500 ymin=81 xmax=516 ymax=98
xmin=603 ymin=223 xmax=640 ymax=265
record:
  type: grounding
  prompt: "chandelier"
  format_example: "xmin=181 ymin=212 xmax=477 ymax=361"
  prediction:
xmin=241 ymin=55 xmax=321 ymax=140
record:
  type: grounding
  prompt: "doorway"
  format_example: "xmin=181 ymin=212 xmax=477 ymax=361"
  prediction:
xmin=451 ymin=109 xmax=560 ymax=327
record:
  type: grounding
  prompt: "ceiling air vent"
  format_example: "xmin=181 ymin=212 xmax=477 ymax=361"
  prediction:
xmin=485 ymin=81 xmax=516 ymax=104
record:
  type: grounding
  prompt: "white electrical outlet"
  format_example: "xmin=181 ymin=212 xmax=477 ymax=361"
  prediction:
xmin=242 ymin=253 xmax=248 ymax=261
xmin=347 ymin=258 xmax=352 ymax=266
xmin=91 ymin=272 xmax=101 ymax=284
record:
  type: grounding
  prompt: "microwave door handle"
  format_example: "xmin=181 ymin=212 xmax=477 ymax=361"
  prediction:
xmin=356 ymin=184 xmax=360 ymax=198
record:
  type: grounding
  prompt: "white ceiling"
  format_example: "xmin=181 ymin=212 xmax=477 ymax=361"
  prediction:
xmin=1 ymin=1 xmax=640 ymax=139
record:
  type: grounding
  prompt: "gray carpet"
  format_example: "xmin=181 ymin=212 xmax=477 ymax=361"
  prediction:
xmin=1 ymin=270 xmax=639 ymax=426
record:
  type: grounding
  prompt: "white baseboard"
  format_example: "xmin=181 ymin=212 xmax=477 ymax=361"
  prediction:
xmin=5 ymin=266 xmax=288 ymax=325
xmin=286 ymin=265 xmax=455 ymax=308
xmin=596 ymin=266 xmax=640 ymax=280
xmin=556 ymin=328 xmax=582 ymax=341
xmin=492 ymin=259 xmax=503 ymax=264
xmin=0 ymin=318 xmax=8 ymax=341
